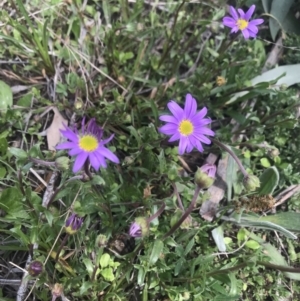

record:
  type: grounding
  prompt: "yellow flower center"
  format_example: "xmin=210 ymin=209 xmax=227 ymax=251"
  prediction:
xmin=236 ymin=19 xmax=248 ymax=30
xmin=79 ymin=135 xmax=98 ymax=152
xmin=179 ymin=119 xmax=194 ymax=136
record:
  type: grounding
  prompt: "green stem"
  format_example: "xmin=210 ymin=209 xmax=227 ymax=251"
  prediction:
xmin=212 ymin=138 xmax=248 ymax=178
xmin=148 ymin=202 xmax=166 ymax=223
xmin=55 ymin=234 xmax=69 ymax=262
xmin=163 ymin=185 xmax=201 ymax=239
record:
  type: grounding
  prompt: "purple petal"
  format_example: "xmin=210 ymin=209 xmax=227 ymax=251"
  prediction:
xmin=193 ymin=132 xmax=212 ymax=144
xmin=230 ymin=26 xmax=239 ymax=33
xmin=189 ymin=136 xmax=203 ymax=151
xmin=167 ymin=101 xmax=184 ymax=121
xmin=97 ymin=147 xmax=119 ymax=164
xmin=249 ymin=19 xmax=264 ymax=26
xmin=159 ymin=124 xmax=178 ymax=135
xmin=191 ymin=117 xmax=212 ymax=127
xmin=60 ymin=128 xmax=78 ymax=143
xmin=94 ymin=151 xmax=107 ymax=168
xmin=194 ymin=127 xmax=215 ymax=137
xmin=195 ymin=139 xmax=204 ymax=152
xmin=56 ymin=141 xmax=77 ymax=150
xmin=237 ymin=8 xmax=245 ymax=19
xmin=186 ymin=140 xmax=194 ymax=153
xmin=168 ymin=132 xmax=181 ymax=142
xmin=229 ymin=6 xmax=239 ymax=20
xmin=193 ymin=107 xmax=208 ymax=121
xmin=242 ymin=29 xmax=250 ymax=39
xmin=178 ymin=137 xmax=188 ymax=155
xmin=159 ymin=115 xmax=179 ymax=124
xmin=89 ymin=152 xmax=101 ymax=171
xmin=184 ymin=94 xmax=197 ymax=119
xmin=69 ymin=147 xmax=83 ymax=156
xmin=245 ymin=5 xmax=255 ymax=20
xmin=247 ymin=24 xmax=258 ymax=34
xmin=72 ymin=151 xmax=88 ymax=173
xmin=101 ymin=134 xmax=114 ymax=145
xmin=223 ymin=17 xmax=237 ymax=28
xmin=248 ymin=29 xmax=258 ymax=38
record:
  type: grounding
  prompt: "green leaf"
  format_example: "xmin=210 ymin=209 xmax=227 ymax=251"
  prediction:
xmin=262 ymin=0 xmax=272 ymax=13
xmin=0 ymin=187 xmax=29 ymax=220
xmin=260 ymin=158 xmax=271 ymax=168
xmin=258 ymin=212 xmax=300 ymax=233
xmin=101 ymin=267 xmax=115 ymax=281
xmin=263 ymin=242 xmax=300 ymax=280
xmin=258 ymin=166 xmax=279 ymax=195
xmin=8 ymin=147 xmax=28 ymax=159
xmin=245 ymin=240 xmax=260 ymax=250
xmin=184 ymin=237 xmax=195 ymax=256
xmin=100 ymin=253 xmax=111 ymax=268
xmin=9 ymin=227 xmax=30 ymax=245
xmin=228 ymin=64 xmax=300 ymax=103
xmin=83 ymin=258 xmax=94 ymax=277
xmin=149 ymin=240 xmax=163 ymax=265
xmin=269 ymin=0 xmax=294 ymax=40
xmin=212 ymin=226 xmax=226 ymax=252
xmin=0 ymin=81 xmax=13 ymax=112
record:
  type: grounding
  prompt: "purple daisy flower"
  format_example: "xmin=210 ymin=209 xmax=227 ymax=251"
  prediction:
xmin=159 ymin=93 xmax=214 ymax=155
xmin=223 ymin=5 xmax=264 ymax=39
xmin=56 ymin=118 xmax=119 ymax=173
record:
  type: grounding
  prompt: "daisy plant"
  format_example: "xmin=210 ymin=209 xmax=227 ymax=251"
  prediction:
xmin=159 ymin=93 xmax=214 ymax=155
xmin=56 ymin=118 xmax=119 ymax=173
xmin=223 ymin=5 xmax=264 ymax=39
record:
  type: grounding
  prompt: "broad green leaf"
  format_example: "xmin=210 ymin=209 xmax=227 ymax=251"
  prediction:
xmin=245 ymin=240 xmax=260 ymax=250
xmin=223 ymin=213 xmax=297 ymax=239
xmin=281 ymin=11 xmax=300 ymax=35
xmin=258 ymin=166 xmax=279 ymax=195
xmin=212 ymin=226 xmax=226 ymax=252
xmin=228 ymin=64 xmax=300 ymax=103
xmin=0 ymin=81 xmax=13 ymax=112
xmin=258 ymin=212 xmax=300 ymax=233
xmin=8 ymin=147 xmax=28 ymax=159
xmin=263 ymin=242 xmax=300 ymax=280
xmin=101 ymin=267 xmax=115 ymax=281
xmin=137 ymin=266 xmax=146 ymax=286
xmin=100 ymin=253 xmax=111 ymax=268
xmin=83 ymin=258 xmax=94 ymax=277
xmin=269 ymin=0 xmax=294 ymax=40
xmin=149 ymin=240 xmax=163 ymax=265
xmin=240 ymin=215 xmax=297 ymax=239
xmin=9 ymin=227 xmax=30 ymax=245
xmin=262 ymin=0 xmax=272 ymax=13
xmin=260 ymin=158 xmax=271 ymax=168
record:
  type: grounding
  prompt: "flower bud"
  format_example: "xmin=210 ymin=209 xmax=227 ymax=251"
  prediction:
xmin=74 ymin=99 xmax=83 ymax=110
xmin=243 ymin=175 xmax=260 ymax=192
xmin=96 ymin=234 xmax=108 ymax=248
xmin=28 ymin=260 xmax=43 ymax=277
xmin=216 ymin=76 xmax=226 ymax=86
xmin=129 ymin=217 xmax=149 ymax=238
xmin=194 ymin=164 xmax=216 ymax=189
xmin=55 ymin=156 xmax=70 ymax=171
xmin=65 ymin=213 xmax=84 ymax=235
xmin=52 ymin=283 xmax=63 ymax=300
